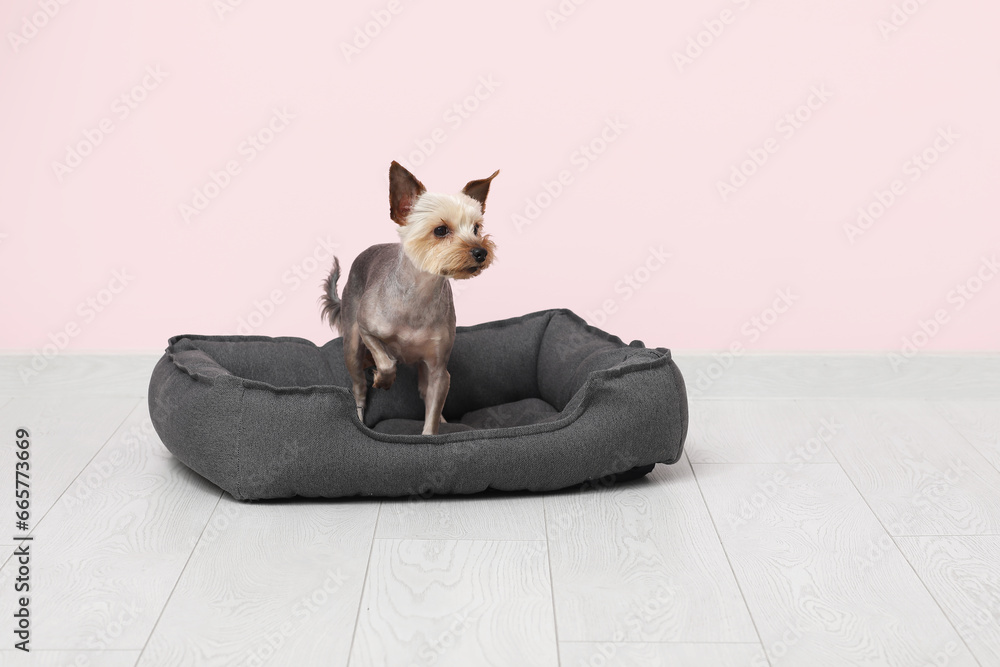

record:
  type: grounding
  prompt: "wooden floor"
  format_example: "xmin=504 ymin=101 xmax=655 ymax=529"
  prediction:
xmin=1 ymin=353 xmax=999 ymax=666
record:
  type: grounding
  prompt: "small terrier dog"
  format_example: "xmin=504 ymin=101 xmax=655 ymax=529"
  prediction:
xmin=321 ymin=161 xmax=498 ymax=435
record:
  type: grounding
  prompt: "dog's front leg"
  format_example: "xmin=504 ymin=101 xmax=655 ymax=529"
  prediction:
xmin=359 ymin=330 xmax=397 ymax=390
xmin=421 ymin=361 xmax=450 ymax=435
xmin=417 ymin=363 xmax=447 ymax=424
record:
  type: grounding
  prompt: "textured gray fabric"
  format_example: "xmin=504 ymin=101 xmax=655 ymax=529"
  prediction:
xmin=148 ymin=309 xmax=688 ymax=500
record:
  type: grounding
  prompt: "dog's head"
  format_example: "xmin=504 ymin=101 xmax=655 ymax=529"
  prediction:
xmin=390 ymin=161 xmax=498 ymax=280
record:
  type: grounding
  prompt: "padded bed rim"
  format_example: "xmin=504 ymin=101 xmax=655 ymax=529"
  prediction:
xmin=160 ymin=309 xmax=684 ymax=448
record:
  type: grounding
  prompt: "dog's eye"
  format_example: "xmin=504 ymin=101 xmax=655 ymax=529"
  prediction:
xmin=473 ymin=224 xmax=480 ymax=236
xmin=433 ymin=225 xmax=449 ymax=237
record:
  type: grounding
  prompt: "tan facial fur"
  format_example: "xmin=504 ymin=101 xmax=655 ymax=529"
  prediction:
xmin=398 ymin=192 xmax=496 ymax=280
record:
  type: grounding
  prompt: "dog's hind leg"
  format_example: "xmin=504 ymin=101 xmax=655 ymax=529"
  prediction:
xmin=343 ymin=324 xmax=368 ymax=422
xmin=359 ymin=330 xmax=397 ymax=390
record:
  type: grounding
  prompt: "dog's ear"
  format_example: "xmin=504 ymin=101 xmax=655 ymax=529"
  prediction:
xmin=462 ymin=170 xmax=500 ymax=212
xmin=389 ymin=161 xmax=426 ymax=225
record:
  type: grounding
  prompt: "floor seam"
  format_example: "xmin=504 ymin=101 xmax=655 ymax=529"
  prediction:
xmin=136 ymin=491 xmax=224 ymax=661
xmin=686 ymin=453 xmax=773 ymax=667
xmin=24 ymin=397 xmax=143 ymax=541
xmin=346 ymin=501 xmax=381 ymax=666
xmin=928 ymin=400 xmax=1000 ymax=478
xmin=792 ymin=398 xmax=984 ymax=667
xmin=542 ymin=498 xmax=562 ymax=667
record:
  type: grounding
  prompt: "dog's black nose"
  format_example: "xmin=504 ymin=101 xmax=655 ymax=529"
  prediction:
xmin=471 ymin=247 xmax=487 ymax=263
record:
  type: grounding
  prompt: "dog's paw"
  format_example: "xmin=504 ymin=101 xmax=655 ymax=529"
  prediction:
xmin=373 ymin=369 xmax=396 ymax=390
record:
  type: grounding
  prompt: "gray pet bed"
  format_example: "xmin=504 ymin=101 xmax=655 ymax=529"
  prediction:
xmin=148 ymin=309 xmax=688 ymax=500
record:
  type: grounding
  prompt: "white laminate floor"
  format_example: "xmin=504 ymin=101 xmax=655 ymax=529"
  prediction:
xmin=0 ymin=353 xmax=998 ymax=667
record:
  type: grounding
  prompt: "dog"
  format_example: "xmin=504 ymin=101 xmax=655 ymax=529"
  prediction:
xmin=321 ymin=161 xmax=498 ymax=435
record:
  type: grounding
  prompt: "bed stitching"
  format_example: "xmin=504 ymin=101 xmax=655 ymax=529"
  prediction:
xmin=235 ymin=385 xmax=246 ymax=500
xmin=536 ymin=310 xmax=555 ymax=403
xmin=669 ymin=357 xmax=685 ymax=464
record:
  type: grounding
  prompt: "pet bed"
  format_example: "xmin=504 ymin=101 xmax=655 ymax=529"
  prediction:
xmin=148 ymin=309 xmax=688 ymax=500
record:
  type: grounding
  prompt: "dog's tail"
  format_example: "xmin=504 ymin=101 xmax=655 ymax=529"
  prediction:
xmin=320 ymin=257 xmax=342 ymax=332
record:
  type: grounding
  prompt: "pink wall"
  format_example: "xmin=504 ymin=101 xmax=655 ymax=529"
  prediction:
xmin=1 ymin=0 xmax=998 ymax=354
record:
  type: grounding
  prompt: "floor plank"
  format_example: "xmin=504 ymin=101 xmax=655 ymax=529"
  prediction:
xmin=546 ymin=461 xmax=757 ymax=643
xmin=0 ymin=396 xmax=138 ymax=527
xmin=350 ymin=539 xmax=557 ymax=667
xmin=376 ymin=493 xmax=546 ymax=540
xmin=897 ymin=536 xmax=1000 ymax=667
xmin=686 ymin=399 xmax=837 ymax=464
xmin=138 ymin=497 xmax=378 ymax=667
xmin=0 ymin=402 xmax=222 ymax=650
xmin=798 ymin=400 xmax=1000 ymax=535
xmin=934 ymin=400 xmax=1000 ymax=474
xmin=675 ymin=354 xmax=1000 ymax=399
xmin=0 ymin=651 xmax=140 ymax=666
xmin=694 ymin=462 xmax=977 ymax=667
xmin=0 ymin=354 xmax=160 ymax=397
xmin=559 ymin=642 xmax=767 ymax=667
